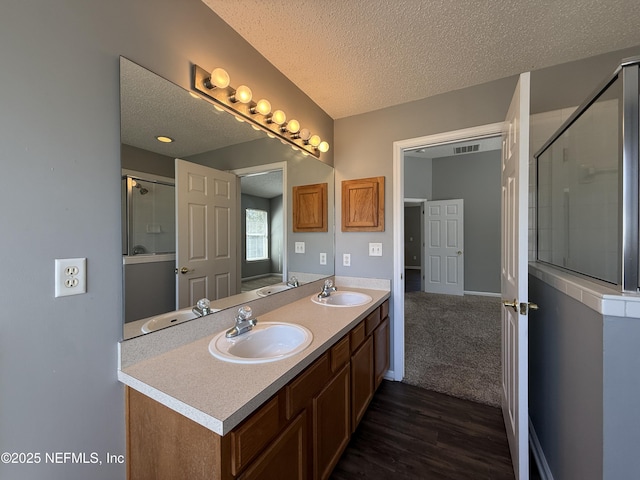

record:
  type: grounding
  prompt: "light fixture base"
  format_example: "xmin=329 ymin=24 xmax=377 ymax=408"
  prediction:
xmin=191 ymin=64 xmax=320 ymax=158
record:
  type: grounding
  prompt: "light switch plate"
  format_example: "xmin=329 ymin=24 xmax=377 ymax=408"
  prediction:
xmin=295 ymin=242 xmax=305 ymax=254
xmin=369 ymin=243 xmax=383 ymax=256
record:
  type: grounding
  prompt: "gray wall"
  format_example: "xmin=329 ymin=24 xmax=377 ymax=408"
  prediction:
xmin=431 ymin=150 xmax=501 ymax=293
xmin=529 ymin=275 xmax=604 ymax=479
xmin=124 ymin=261 xmax=176 ymax=322
xmin=404 ymin=156 xmax=432 ymax=199
xmin=602 ymin=315 xmax=640 ymax=478
xmin=0 ymin=2 xmax=332 ymax=479
xmin=121 ymin=144 xmax=175 ymax=178
xmin=529 ymin=275 xmax=640 ymax=479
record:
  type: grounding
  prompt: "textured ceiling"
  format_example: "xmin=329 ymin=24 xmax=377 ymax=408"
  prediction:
xmin=202 ymin=0 xmax=640 ymax=119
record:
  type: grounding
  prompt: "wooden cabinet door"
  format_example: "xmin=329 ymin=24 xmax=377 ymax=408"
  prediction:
xmin=313 ymin=364 xmax=350 ymax=480
xmin=374 ymin=317 xmax=390 ymax=390
xmin=239 ymin=411 xmax=307 ymax=480
xmin=350 ymin=335 xmax=374 ymax=431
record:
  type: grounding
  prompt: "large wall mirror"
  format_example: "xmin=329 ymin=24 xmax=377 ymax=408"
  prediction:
xmin=121 ymin=57 xmax=334 ymax=340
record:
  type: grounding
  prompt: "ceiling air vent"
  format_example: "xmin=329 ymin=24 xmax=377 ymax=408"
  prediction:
xmin=454 ymin=144 xmax=480 ymax=155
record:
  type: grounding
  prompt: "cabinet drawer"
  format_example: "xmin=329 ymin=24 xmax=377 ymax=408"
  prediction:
xmin=350 ymin=321 xmax=366 ymax=352
xmin=331 ymin=335 xmax=350 ymax=373
xmin=286 ymin=352 xmax=331 ymax=419
xmin=381 ymin=299 xmax=389 ymax=319
xmin=364 ymin=307 xmax=381 ymax=336
xmin=231 ymin=393 xmax=285 ymax=476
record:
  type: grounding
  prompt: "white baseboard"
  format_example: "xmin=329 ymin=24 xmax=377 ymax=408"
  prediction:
xmin=529 ymin=417 xmax=554 ymax=480
xmin=464 ymin=290 xmax=501 ymax=297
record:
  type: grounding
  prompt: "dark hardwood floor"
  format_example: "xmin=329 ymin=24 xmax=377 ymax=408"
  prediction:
xmin=331 ymin=381 xmax=515 ymax=480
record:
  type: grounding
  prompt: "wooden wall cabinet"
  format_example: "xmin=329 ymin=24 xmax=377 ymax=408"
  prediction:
xmin=341 ymin=176 xmax=384 ymax=232
xmin=292 ymin=183 xmax=327 ymax=232
xmin=126 ymin=299 xmax=390 ymax=480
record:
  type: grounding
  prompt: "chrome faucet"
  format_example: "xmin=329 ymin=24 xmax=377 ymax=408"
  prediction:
xmin=192 ymin=298 xmax=214 ymax=317
xmin=318 ymin=279 xmax=337 ymax=298
xmin=225 ymin=306 xmax=257 ymax=338
xmin=287 ymin=276 xmax=299 ymax=288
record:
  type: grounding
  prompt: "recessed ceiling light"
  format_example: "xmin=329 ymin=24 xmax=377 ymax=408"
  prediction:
xmin=155 ymin=135 xmax=174 ymax=143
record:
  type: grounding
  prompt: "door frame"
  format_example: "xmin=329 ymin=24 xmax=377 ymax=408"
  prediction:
xmin=404 ymin=197 xmax=428 ymax=292
xmin=230 ymin=162 xmax=288 ymax=286
xmin=392 ymin=122 xmax=504 ymax=381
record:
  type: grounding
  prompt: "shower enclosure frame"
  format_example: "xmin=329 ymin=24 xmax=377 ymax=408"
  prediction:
xmin=534 ymin=56 xmax=640 ymax=292
xmin=122 ymin=172 xmax=176 ymax=257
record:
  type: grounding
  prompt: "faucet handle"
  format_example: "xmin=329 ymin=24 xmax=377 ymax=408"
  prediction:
xmin=236 ymin=305 xmax=252 ymax=321
xmin=324 ymin=279 xmax=333 ymax=288
xmin=196 ymin=298 xmax=211 ymax=310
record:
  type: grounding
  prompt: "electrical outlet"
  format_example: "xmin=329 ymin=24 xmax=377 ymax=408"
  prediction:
xmin=343 ymin=253 xmax=351 ymax=267
xmin=295 ymin=242 xmax=305 ymax=254
xmin=369 ymin=243 xmax=383 ymax=256
xmin=320 ymin=252 xmax=327 ymax=265
xmin=55 ymin=258 xmax=87 ymax=297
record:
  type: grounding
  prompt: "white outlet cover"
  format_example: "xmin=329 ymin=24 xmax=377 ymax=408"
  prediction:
xmin=320 ymin=252 xmax=327 ymax=265
xmin=343 ymin=253 xmax=351 ymax=266
xmin=55 ymin=258 xmax=87 ymax=297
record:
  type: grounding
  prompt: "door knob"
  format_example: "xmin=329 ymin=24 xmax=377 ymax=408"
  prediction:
xmin=457 ymin=251 xmax=462 ymax=255
xmin=502 ymin=299 xmax=539 ymax=314
xmin=502 ymin=299 xmax=518 ymax=311
xmin=177 ymin=267 xmax=191 ymax=274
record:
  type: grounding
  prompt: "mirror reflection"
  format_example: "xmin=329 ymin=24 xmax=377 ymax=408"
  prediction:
xmin=120 ymin=57 xmax=334 ymax=340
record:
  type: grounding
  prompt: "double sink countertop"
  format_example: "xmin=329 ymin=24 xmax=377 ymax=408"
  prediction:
xmin=118 ymin=281 xmax=390 ymax=436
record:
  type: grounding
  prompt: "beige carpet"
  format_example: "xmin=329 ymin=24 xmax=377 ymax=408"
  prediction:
xmin=403 ymin=291 xmax=502 ymax=407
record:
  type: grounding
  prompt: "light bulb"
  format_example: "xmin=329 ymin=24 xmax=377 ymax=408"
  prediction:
xmin=318 ymin=141 xmax=330 ymax=153
xmin=207 ymin=68 xmax=230 ymax=89
xmin=232 ymin=85 xmax=252 ymax=103
xmin=286 ymin=119 xmax=300 ymax=134
xmin=270 ymin=110 xmax=286 ymax=125
xmin=309 ymin=135 xmax=321 ymax=147
xmin=253 ymin=99 xmax=271 ymax=115
xmin=299 ymin=128 xmax=311 ymax=141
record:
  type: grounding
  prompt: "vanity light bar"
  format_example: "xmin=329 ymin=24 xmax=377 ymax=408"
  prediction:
xmin=191 ymin=64 xmax=328 ymax=158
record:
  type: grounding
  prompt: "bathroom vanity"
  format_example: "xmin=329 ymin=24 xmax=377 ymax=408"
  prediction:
xmin=119 ymin=281 xmax=390 ymax=480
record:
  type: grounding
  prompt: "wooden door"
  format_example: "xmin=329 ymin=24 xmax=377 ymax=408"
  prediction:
xmin=175 ymin=159 xmax=238 ymax=308
xmin=501 ymin=72 xmax=531 ymax=480
xmin=424 ymin=198 xmax=464 ymax=295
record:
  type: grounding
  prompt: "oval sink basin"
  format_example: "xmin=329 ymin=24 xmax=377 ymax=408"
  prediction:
xmin=256 ymin=284 xmax=292 ymax=297
xmin=141 ymin=309 xmax=198 ymax=333
xmin=311 ymin=291 xmax=373 ymax=307
xmin=209 ymin=322 xmax=313 ymax=364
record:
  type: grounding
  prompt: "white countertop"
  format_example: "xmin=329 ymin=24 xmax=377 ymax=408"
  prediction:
xmin=118 ymin=287 xmax=390 ymax=436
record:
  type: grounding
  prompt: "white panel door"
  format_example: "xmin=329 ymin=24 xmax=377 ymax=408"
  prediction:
xmin=424 ymin=199 xmax=464 ymax=296
xmin=175 ymin=159 xmax=238 ymax=308
xmin=501 ymin=72 xmax=531 ymax=480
